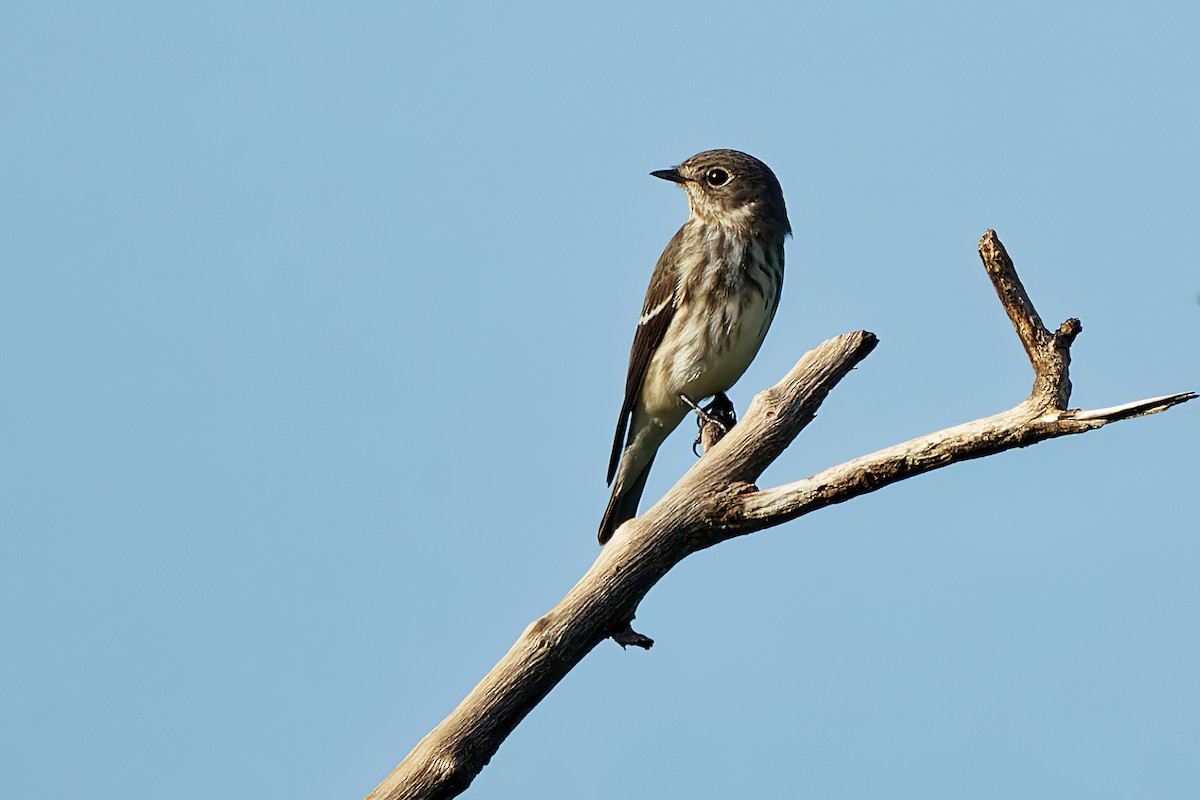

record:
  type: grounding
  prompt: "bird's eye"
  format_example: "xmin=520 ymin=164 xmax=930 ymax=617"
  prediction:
xmin=705 ymin=168 xmax=730 ymax=187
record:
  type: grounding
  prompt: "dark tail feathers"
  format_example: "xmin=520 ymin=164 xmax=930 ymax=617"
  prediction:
xmin=598 ymin=456 xmax=655 ymax=544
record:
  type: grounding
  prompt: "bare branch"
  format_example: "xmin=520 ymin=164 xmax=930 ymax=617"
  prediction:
xmin=365 ymin=333 xmax=876 ymax=800
xmin=979 ymin=229 xmax=1079 ymax=409
xmin=732 ymin=390 xmax=1194 ymax=533
xmin=707 ymin=230 xmax=1192 ymax=538
xmin=978 ymin=229 xmax=1054 ymax=357
xmin=365 ymin=232 xmax=1193 ymax=799
xmin=1070 ymin=393 xmax=1196 ymax=422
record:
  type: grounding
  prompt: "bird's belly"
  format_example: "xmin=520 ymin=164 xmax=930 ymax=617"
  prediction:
xmin=643 ymin=293 xmax=774 ymax=416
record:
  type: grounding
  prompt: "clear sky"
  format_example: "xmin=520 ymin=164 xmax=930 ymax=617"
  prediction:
xmin=2 ymin=2 xmax=1197 ymax=798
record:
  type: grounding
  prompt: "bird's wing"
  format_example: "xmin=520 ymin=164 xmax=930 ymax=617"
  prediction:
xmin=606 ymin=227 xmax=685 ymax=485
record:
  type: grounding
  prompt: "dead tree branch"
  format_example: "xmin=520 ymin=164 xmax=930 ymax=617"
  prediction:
xmin=366 ymin=231 xmax=1193 ymax=800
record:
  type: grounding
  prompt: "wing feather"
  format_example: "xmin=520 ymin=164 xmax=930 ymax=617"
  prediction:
xmin=605 ymin=227 xmax=685 ymax=485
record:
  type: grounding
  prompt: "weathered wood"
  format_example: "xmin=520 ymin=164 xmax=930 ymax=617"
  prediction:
xmin=978 ymin=229 xmax=1079 ymax=409
xmin=715 ymin=230 xmax=1194 ymax=538
xmin=365 ymin=231 xmax=1194 ymax=799
xmin=365 ymin=331 xmax=877 ymax=800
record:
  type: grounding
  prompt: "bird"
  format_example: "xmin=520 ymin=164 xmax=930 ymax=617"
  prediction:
xmin=599 ymin=149 xmax=791 ymax=544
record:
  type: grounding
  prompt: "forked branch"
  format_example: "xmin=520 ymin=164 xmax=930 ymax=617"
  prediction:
xmin=706 ymin=229 xmax=1194 ymax=540
xmin=366 ymin=231 xmax=1193 ymax=800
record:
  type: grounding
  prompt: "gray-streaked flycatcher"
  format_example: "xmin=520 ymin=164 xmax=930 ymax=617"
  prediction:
xmin=600 ymin=149 xmax=791 ymax=544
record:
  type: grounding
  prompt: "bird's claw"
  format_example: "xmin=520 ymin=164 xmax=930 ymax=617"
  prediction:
xmin=683 ymin=393 xmax=737 ymax=456
xmin=680 ymin=393 xmax=730 ymax=433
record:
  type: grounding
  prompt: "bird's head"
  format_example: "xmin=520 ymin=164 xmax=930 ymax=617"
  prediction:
xmin=651 ymin=149 xmax=791 ymax=236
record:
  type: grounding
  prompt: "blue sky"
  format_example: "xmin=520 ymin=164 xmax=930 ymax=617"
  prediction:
xmin=2 ymin=2 xmax=1197 ymax=798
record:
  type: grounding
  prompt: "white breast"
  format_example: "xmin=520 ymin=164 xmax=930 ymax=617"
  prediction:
xmin=640 ymin=233 xmax=780 ymax=418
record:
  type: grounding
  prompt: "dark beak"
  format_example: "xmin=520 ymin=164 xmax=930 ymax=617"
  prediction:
xmin=650 ymin=167 xmax=687 ymax=184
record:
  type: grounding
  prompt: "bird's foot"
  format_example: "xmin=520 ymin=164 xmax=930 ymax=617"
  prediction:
xmin=686 ymin=393 xmax=738 ymax=456
xmin=679 ymin=393 xmax=731 ymax=432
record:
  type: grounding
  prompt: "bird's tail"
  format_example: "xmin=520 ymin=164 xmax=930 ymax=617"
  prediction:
xmin=598 ymin=456 xmax=655 ymax=545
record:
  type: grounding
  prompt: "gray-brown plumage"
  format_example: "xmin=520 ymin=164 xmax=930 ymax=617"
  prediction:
xmin=599 ymin=149 xmax=791 ymax=544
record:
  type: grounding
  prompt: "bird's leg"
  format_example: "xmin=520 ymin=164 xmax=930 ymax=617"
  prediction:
xmin=680 ymin=393 xmax=718 ymax=428
xmin=684 ymin=392 xmax=738 ymax=456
